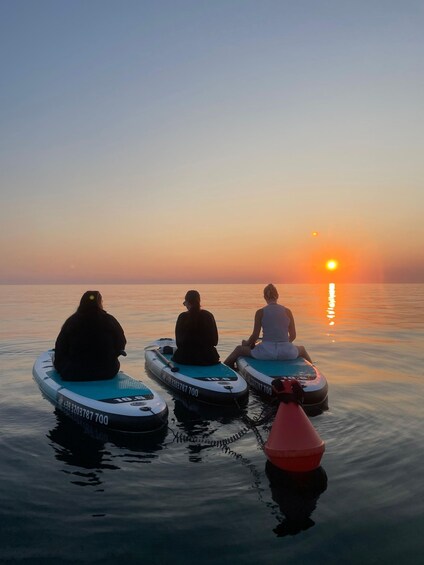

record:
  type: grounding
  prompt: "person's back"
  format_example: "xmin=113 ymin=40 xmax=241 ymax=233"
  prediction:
xmin=172 ymin=290 xmax=220 ymax=365
xmin=224 ymin=283 xmax=312 ymax=366
xmin=262 ymin=303 xmax=291 ymax=343
xmin=54 ymin=291 xmax=126 ymax=381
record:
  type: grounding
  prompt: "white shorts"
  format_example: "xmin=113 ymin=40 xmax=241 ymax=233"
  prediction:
xmin=251 ymin=341 xmax=298 ymax=361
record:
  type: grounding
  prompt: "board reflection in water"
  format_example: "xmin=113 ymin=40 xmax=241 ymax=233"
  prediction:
xmin=171 ymin=395 xmax=245 ymax=464
xmin=47 ymin=411 xmax=168 ymax=487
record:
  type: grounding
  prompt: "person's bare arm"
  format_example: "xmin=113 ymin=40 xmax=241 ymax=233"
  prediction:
xmin=286 ymin=308 xmax=296 ymax=342
xmin=243 ymin=309 xmax=263 ymax=348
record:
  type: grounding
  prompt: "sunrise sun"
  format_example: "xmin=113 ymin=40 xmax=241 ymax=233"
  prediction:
xmin=326 ymin=259 xmax=338 ymax=271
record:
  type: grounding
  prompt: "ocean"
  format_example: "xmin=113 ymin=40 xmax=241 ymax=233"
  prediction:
xmin=1 ymin=283 xmax=423 ymax=564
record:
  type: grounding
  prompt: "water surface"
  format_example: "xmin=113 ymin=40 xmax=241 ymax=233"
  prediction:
xmin=1 ymin=284 xmax=423 ymax=564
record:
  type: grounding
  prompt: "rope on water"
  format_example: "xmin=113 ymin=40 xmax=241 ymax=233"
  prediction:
xmin=145 ymin=378 xmax=279 ymax=450
xmin=163 ymin=399 xmax=277 ymax=449
xmin=166 ymin=425 xmax=252 ymax=447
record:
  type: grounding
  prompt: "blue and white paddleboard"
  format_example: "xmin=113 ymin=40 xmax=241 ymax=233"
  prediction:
xmin=236 ymin=356 xmax=328 ymax=408
xmin=144 ymin=338 xmax=248 ymax=405
xmin=33 ymin=350 xmax=168 ymax=432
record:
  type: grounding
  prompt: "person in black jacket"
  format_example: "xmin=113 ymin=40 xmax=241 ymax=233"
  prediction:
xmin=172 ymin=290 xmax=220 ymax=365
xmin=54 ymin=290 xmax=127 ymax=381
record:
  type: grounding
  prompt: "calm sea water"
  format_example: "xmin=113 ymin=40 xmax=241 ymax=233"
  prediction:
xmin=1 ymin=284 xmax=423 ymax=565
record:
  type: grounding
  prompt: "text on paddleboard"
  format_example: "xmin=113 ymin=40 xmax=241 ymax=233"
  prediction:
xmin=59 ymin=396 xmax=109 ymax=425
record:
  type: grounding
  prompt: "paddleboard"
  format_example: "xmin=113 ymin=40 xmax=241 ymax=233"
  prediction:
xmin=144 ymin=338 xmax=248 ymax=405
xmin=33 ymin=350 xmax=168 ymax=432
xmin=236 ymin=356 xmax=328 ymax=408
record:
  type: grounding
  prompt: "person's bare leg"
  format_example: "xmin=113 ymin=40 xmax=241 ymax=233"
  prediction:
xmin=224 ymin=345 xmax=252 ymax=368
xmin=296 ymin=345 xmax=313 ymax=364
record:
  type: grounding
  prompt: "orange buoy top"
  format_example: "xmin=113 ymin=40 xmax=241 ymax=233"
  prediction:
xmin=264 ymin=379 xmax=325 ymax=472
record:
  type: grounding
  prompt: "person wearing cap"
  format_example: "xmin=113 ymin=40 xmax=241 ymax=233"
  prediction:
xmin=172 ymin=290 xmax=220 ymax=365
xmin=54 ymin=290 xmax=127 ymax=381
xmin=224 ymin=284 xmax=312 ymax=368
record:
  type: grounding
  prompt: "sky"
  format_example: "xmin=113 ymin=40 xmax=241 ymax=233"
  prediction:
xmin=1 ymin=0 xmax=423 ymax=284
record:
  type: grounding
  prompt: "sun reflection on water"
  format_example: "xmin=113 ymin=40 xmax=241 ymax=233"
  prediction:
xmin=327 ymin=283 xmax=336 ymax=341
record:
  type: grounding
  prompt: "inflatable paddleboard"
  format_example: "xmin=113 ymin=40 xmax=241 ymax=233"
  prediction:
xmin=144 ymin=338 xmax=248 ymax=405
xmin=33 ymin=350 xmax=168 ymax=432
xmin=236 ymin=356 xmax=328 ymax=408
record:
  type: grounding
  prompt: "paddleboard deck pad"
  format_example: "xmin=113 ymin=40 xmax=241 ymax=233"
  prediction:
xmin=145 ymin=338 xmax=248 ymax=405
xmin=33 ymin=350 xmax=168 ymax=432
xmin=236 ymin=356 xmax=328 ymax=407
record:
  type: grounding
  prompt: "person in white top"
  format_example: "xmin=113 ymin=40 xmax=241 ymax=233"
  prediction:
xmin=224 ymin=284 xmax=312 ymax=368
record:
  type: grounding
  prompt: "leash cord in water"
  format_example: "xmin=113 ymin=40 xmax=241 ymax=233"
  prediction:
xmin=163 ymin=388 xmax=278 ymax=449
xmin=145 ymin=401 xmax=273 ymax=449
xmin=143 ymin=405 xmax=252 ymax=447
xmin=167 ymin=425 xmax=252 ymax=447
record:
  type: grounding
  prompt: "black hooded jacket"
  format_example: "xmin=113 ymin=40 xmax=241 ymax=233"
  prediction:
xmin=172 ymin=308 xmax=219 ymax=365
xmin=54 ymin=309 xmax=126 ymax=381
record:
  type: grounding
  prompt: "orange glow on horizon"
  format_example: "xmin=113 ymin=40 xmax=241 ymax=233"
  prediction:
xmin=1 ymin=225 xmax=394 ymax=284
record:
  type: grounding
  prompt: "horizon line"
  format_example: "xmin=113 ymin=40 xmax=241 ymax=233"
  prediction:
xmin=1 ymin=280 xmax=423 ymax=286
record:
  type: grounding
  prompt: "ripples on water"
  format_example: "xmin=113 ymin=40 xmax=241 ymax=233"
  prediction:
xmin=1 ymin=284 xmax=423 ymax=564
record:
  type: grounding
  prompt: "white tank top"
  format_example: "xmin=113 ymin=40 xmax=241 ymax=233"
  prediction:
xmin=262 ymin=303 xmax=290 ymax=342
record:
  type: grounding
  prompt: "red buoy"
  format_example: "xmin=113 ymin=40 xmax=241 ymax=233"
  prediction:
xmin=264 ymin=379 xmax=325 ymax=472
